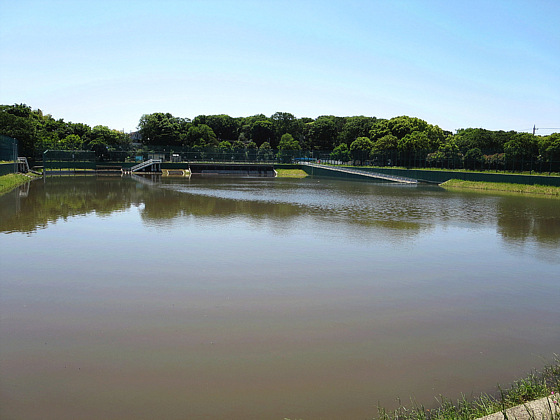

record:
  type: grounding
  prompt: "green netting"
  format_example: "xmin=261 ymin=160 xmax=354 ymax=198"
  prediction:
xmin=0 ymin=135 xmax=18 ymax=161
xmin=39 ymin=147 xmax=560 ymax=176
xmin=43 ymin=150 xmax=97 ymax=162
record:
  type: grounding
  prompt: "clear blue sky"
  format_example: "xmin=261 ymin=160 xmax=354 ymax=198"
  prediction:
xmin=1 ymin=0 xmax=559 ymax=135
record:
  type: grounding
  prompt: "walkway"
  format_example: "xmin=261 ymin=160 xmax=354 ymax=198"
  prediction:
xmin=304 ymin=163 xmax=418 ymax=184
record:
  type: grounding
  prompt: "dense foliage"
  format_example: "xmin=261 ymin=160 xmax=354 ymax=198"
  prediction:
xmin=1 ymin=104 xmax=559 ymax=171
xmin=0 ymin=104 xmax=131 ymax=160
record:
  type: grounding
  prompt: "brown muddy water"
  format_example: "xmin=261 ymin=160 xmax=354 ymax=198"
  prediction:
xmin=0 ymin=175 xmax=559 ymax=420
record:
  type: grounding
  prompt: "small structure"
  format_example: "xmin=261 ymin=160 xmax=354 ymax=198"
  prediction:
xmin=148 ymin=153 xmax=165 ymax=161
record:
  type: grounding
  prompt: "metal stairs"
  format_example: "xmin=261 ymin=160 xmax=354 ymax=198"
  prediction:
xmin=17 ymin=157 xmax=29 ymax=173
xmin=126 ymin=159 xmax=162 ymax=173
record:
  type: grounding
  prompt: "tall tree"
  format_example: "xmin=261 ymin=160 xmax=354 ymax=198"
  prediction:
xmin=277 ymin=133 xmax=301 ymax=162
xmin=194 ymin=114 xmax=240 ymax=141
xmin=271 ymin=112 xmax=299 ymax=144
xmin=338 ymin=116 xmax=376 ymax=145
xmin=350 ymin=136 xmax=373 ymax=164
xmin=138 ymin=112 xmax=188 ymax=146
xmin=184 ymin=124 xmax=218 ymax=148
xmin=387 ymin=116 xmax=429 ymax=139
xmin=307 ymin=116 xmax=338 ymax=150
xmin=250 ymin=120 xmax=274 ymax=147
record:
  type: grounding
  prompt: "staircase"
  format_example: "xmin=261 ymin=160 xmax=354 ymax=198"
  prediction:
xmin=17 ymin=157 xmax=29 ymax=173
xmin=125 ymin=159 xmax=162 ymax=174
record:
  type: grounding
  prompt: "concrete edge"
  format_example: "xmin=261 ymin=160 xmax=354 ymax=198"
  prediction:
xmin=478 ymin=396 xmax=559 ymax=420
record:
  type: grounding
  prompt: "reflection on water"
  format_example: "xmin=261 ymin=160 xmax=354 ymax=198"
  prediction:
xmin=2 ymin=176 xmax=559 ymax=247
xmin=1 ymin=176 xmax=559 ymax=420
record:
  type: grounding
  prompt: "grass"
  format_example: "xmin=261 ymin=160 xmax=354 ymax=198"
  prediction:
xmin=373 ymin=358 xmax=560 ymax=420
xmin=0 ymin=173 xmax=39 ymax=196
xmin=276 ymin=168 xmax=309 ymax=178
xmin=440 ymin=179 xmax=560 ymax=197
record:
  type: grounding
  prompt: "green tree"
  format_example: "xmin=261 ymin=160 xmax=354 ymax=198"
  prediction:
xmin=250 ymin=120 xmax=274 ymax=147
xmin=277 ymin=133 xmax=301 ymax=163
xmin=455 ymin=128 xmax=509 ymax=153
xmin=398 ymin=131 xmax=430 ymax=151
xmin=246 ymin=141 xmax=258 ymax=161
xmin=69 ymin=122 xmax=92 ymax=142
xmin=463 ymin=148 xmax=484 ymax=170
xmin=271 ymin=112 xmax=299 ymax=145
xmin=350 ymin=136 xmax=373 ymax=165
xmin=338 ymin=116 xmax=376 ymax=145
xmin=307 ymin=116 xmax=338 ymax=150
xmin=217 ymin=141 xmax=233 ymax=160
xmin=185 ymin=124 xmax=218 ymax=148
xmin=138 ymin=112 xmax=188 ymax=146
xmin=89 ymin=125 xmax=130 ymax=150
xmin=504 ymin=133 xmax=538 ymax=169
xmin=60 ymin=134 xmax=83 ymax=150
xmin=330 ymin=143 xmax=351 ymax=162
xmin=387 ymin=116 xmax=428 ymax=139
xmin=194 ymin=114 xmax=240 ymax=141
xmin=0 ymin=106 xmax=38 ymax=157
xmin=369 ymin=119 xmax=391 ymax=141
xmin=426 ymin=137 xmax=461 ymax=168
xmin=538 ymin=133 xmax=560 ymax=167
xmin=257 ymin=141 xmax=274 ymax=161
xmin=372 ymin=134 xmax=398 ymax=152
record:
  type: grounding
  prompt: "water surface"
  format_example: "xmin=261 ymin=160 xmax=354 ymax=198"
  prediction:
xmin=1 ymin=176 xmax=559 ymax=419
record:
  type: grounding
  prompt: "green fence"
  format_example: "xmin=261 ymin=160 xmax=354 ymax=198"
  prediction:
xmin=41 ymin=147 xmax=560 ymax=178
xmin=0 ymin=135 xmax=18 ymax=162
xmin=0 ymin=162 xmax=16 ymax=176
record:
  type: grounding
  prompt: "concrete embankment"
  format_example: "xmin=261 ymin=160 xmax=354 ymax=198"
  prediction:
xmin=478 ymin=395 xmax=559 ymax=420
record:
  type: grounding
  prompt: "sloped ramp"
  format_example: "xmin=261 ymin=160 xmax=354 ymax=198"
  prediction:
xmin=305 ymin=163 xmax=417 ymax=184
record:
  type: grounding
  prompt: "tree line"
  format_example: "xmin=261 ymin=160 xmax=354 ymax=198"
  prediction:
xmin=0 ymin=104 xmax=131 ymax=160
xmin=1 ymin=103 xmax=559 ymax=171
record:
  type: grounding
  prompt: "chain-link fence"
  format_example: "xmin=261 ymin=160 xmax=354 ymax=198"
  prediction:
xmin=42 ymin=147 xmax=560 ymax=174
xmin=43 ymin=150 xmax=97 ymax=162
xmin=0 ymin=135 xmax=18 ymax=162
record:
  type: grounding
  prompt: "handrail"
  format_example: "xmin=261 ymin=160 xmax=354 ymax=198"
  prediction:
xmin=130 ymin=158 xmax=162 ymax=172
xmin=305 ymin=163 xmax=417 ymax=184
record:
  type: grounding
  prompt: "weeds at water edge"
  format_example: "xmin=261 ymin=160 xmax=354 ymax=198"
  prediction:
xmin=374 ymin=356 xmax=560 ymax=420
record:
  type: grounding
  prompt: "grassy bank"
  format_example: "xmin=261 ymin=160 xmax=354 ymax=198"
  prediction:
xmin=374 ymin=357 xmax=560 ymax=420
xmin=276 ymin=168 xmax=308 ymax=178
xmin=362 ymin=165 xmax=560 ymax=177
xmin=441 ymin=179 xmax=560 ymax=197
xmin=0 ymin=173 xmax=39 ymax=196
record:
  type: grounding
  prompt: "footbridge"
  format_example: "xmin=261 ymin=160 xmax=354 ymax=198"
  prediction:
xmin=304 ymin=163 xmax=418 ymax=184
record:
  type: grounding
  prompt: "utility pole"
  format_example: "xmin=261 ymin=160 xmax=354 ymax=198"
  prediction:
xmin=533 ymin=125 xmax=536 ymax=135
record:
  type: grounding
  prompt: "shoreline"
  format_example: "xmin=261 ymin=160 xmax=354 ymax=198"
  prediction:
xmin=370 ymin=358 xmax=560 ymax=420
xmin=0 ymin=173 xmax=40 ymax=196
xmin=440 ymin=179 xmax=560 ymax=197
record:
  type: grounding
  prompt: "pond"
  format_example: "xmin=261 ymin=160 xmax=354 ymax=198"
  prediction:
xmin=1 ymin=175 xmax=559 ymax=419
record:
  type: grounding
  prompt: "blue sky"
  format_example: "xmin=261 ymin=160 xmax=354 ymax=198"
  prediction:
xmin=1 ymin=0 xmax=559 ymax=135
